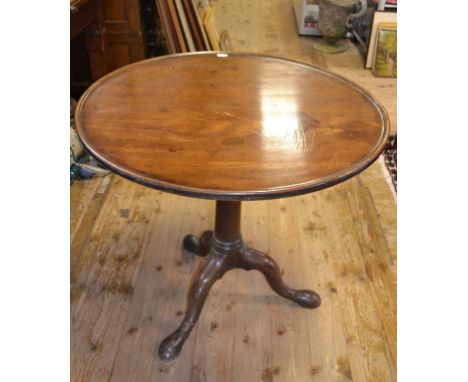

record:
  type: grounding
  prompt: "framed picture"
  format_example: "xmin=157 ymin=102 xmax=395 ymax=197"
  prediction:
xmin=365 ymin=10 xmax=397 ymax=68
xmin=371 ymin=23 xmax=397 ymax=77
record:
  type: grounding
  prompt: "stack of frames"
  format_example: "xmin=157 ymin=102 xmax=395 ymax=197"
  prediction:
xmin=156 ymin=0 xmax=213 ymax=53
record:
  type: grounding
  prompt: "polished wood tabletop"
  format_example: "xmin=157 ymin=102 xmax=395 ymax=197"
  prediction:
xmin=76 ymin=52 xmax=389 ymax=200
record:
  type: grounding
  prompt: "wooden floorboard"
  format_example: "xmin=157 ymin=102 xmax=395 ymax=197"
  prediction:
xmin=231 ymin=201 xmax=273 ymax=381
xmin=71 ymin=1 xmax=396 ymax=381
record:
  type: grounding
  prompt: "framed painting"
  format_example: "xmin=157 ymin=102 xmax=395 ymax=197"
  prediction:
xmin=365 ymin=10 xmax=397 ymax=68
xmin=371 ymin=23 xmax=397 ymax=78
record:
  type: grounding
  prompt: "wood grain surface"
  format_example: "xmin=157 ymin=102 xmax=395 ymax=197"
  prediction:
xmin=71 ymin=0 xmax=396 ymax=381
xmin=76 ymin=52 xmax=389 ymax=200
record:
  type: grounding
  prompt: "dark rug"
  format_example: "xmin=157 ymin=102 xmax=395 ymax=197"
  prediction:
xmin=383 ymin=135 xmax=397 ymax=193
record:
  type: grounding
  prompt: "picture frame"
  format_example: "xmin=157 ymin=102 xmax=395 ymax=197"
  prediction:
xmin=371 ymin=23 xmax=397 ymax=77
xmin=365 ymin=10 xmax=397 ymax=68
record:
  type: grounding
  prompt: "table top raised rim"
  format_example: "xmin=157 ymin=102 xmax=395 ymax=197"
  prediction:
xmin=75 ymin=51 xmax=390 ymax=201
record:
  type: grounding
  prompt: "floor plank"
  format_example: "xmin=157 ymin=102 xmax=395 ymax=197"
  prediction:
xmin=231 ymin=201 xmax=273 ymax=382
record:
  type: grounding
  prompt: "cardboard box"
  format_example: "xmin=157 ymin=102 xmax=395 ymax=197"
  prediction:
xmin=293 ymin=0 xmax=321 ymax=36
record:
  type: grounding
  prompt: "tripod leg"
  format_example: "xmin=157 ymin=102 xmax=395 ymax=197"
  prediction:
xmin=158 ymin=252 xmax=229 ymax=361
xmin=239 ymin=247 xmax=321 ymax=309
xmin=182 ymin=231 xmax=213 ymax=257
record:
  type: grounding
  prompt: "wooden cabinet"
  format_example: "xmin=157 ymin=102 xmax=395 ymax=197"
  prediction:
xmin=71 ymin=0 xmax=165 ymax=98
xmin=100 ymin=0 xmax=145 ymax=71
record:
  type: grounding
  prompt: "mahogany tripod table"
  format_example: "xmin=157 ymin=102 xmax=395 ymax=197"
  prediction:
xmin=75 ymin=52 xmax=389 ymax=361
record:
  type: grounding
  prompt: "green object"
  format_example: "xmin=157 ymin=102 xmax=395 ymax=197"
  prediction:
xmin=372 ymin=27 xmax=397 ymax=78
xmin=313 ymin=37 xmax=348 ymax=54
xmin=70 ymin=154 xmax=90 ymax=185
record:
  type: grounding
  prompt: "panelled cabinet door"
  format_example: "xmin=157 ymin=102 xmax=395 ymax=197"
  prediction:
xmin=101 ymin=0 xmax=145 ymax=71
xmin=71 ymin=0 xmax=149 ymax=94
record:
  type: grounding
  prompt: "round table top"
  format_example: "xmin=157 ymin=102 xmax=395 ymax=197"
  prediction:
xmin=76 ymin=52 xmax=389 ymax=200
